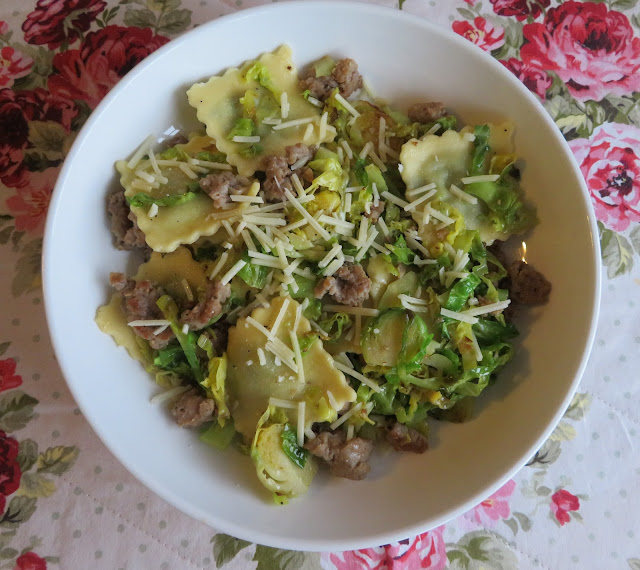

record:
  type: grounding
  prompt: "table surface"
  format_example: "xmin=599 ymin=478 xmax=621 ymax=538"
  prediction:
xmin=1 ymin=0 xmax=639 ymax=568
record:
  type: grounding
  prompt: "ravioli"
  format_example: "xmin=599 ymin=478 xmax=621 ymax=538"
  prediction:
xmin=96 ymin=247 xmax=209 ymax=362
xmin=187 ymin=45 xmax=336 ymax=176
xmin=399 ymin=124 xmax=516 ymax=245
xmin=134 ymin=246 xmax=209 ymax=304
xmin=96 ymin=292 xmax=152 ymax=365
xmin=118 ymin=135 xmax=259 ymax=253
xmin=226 ymin=296 xmax=357 ymax=440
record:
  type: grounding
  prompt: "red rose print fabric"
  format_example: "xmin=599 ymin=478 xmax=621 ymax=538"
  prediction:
xmin=452 ymin=17 xmax=505 ymax=52
xmin=22 ymin=0 xmax=106 ymax=49
xmin=520 ymin=1 xmax=640 ymax=101
xmin=550 ymin=489 xmax=581 ymax=526
xmin=490 ymin=0 xmax=550 ymax=21
xmin=569 ymin=122 xmax=640 ymax=232
xmin=501 ymin=58 xmax=552 ymax=99
xmin=48 ymin=25 xmax=168 ymax=108
xmin=0 ymin=359 xmax=22 ymax=392
xmin=14 ymin=552 xmax=47 ymax=570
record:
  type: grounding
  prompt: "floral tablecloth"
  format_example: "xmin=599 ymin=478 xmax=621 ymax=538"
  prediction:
xmin=1 ymin=0 xmax=639 ymax=568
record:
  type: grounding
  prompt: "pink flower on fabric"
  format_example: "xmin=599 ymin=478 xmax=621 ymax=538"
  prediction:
xmin=490 ymin=0 xmax=550 ymax=21
xmin=48 ymin=25 xmax=169 ymax=108
xmin=6 ymin=167 xmax=60 ymax=233
xmin=22 ymin=0 xmax=106 ymax=49
xmin=520 ymin=1 xmax=640 ymax=102
xmin=452 ymin=17 xmax=505 ymax=52
xmin=0 ymin=21 xmax=8 ymax=35
xmin=501 ymin=58 xmax=552 ymax=99
xmin=465 ymin=479 xmax=516 ymax=527
xmin=569 ymin=122 xmax=640 ymax=232
xmin=0 ymin=359 xmax=22 ymax=392
xmin=327 ymin=527 xmax=447 ymax=569
xmin=14 ymin=552 xmax=47 ymax=570
xmin=0 ymin=46 xmax=33 ymax=88
xmin=550 ymin=489 xmax=580 ymax=525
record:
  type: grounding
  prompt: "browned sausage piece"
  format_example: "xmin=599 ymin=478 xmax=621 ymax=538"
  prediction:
xmin=508 ymin=260 xmax=551 ymax=305
xmin=386 ymin=422 xmax=428 ymax=453
xmin=304 ymin=431 xmax=373 ymax=481
xmin=314 ymin=263 xmax=371 ymax=307
xmin=171 ymin=388 xmax=216 ymax=428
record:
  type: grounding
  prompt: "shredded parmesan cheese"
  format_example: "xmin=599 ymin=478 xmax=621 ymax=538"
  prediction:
xmin=230 ymin=195 xmax=264 ymax=203
xmin=461 ymin=174 xmax=500 ymax=184
xmin=280 ymin=92 xmax=289 ymax=119
xmin=332 ymin=362 xmax=380 ymax=392
xmin=283 ymin=189 xmax=331 ymax=240
xmin=232 ymin=135 xmax=260 ymax=143
xmin=269 ymin=397 xmax=297 ymax=409
xmin=461 ymin=300 xmax=511 ymax=317
xmin=272 ymin=117 xmax=316 ymax=130
xmin=324 ymin=305 xmax=379 ymax=317
xmin=330 ymin=402 xmax=363 ymax=429
xmin=449 ymin=183 xmax=478 ymax=204
xmin=440 ymin=307 xmax=479 ymax=324
xmin=340 ymin=139 xmax=354 ymax=159
xmin=127 ymin=319 xmax=171 ymax=327
xmin=297 ymin=401 xmax=306 ymax=447
xmin=127 ymin=134 xmax=155 ymax=169
xmin=147 ymin=203 xmax=159 ymax=218
xmin=178 ymin=162 xmax=198 ymax=179
xmin=219 ymin=259 xmax=246 ymax=285
xmin=290 ymin=331 xmax=305 ymax=384
xmin=334 ymin=93 xmax=360 ymax=117
xmin=381 ymin=191 xmax=409 ymax=208
xmin=209 ymin=252 xmax=228 ymax=279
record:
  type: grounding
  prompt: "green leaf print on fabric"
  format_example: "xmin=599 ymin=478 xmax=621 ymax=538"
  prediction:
xmin=12 ymin=239 xmax=42 ymax=297
xmin=123 ymin=7 xmax=156 ymax=28
xmin=600 ymin=224 xmax=634 ymax=278
xmin=211 ymin=533 xmax=251 ymax=567
xmin=0 ymin=392 xmax=38 ymax=433
xmin=253 ymin=545 xmax=308 ymax=570
xmin=35 ymin=446 xmax=79 ymax=476
xmin=446 ymin=531 xmax=518 ymax=569
xmin=17 ymin=439 xmax=38 ymax=472
xmin=628 ymin=558 xmax=640 ymax=570
xmin=629 ymin=226 xmax=640 ymax=256
xmin=0 ymin=497 xmax=37 ymax=529
xmin=0 ymin=342 xmax=10 ymax=358
xmin=16 ymin=473 xmax=56 ymax=499
xmin=157 ymin=8 xmax=191 ymax=34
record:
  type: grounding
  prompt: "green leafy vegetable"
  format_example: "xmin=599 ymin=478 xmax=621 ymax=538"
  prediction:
xmin=287 ymin=276 xmax=322 ymax=320
xmin=200 ymin=420 xmax=236 ymax=449
xmin=317 ymin=312 xmax=352 ymax=342
xmin=227 ymin=117 xmax=255 ymax=140
xmin=157 ymin=146 xmax=189 ymax=161
xmin=465 ymin=167 xmax=537 ymax=234
xmin=126 ymin=192 xmax=199 ymax=208
xmin=472 ymin=319 xmax=518 ymax=344
xmin=239 ymin=144 xmax=264 ymax=158
xmin=353 ymin=159 xmax=368 ymax=186
xmin=312 ymin=55 xmax=336 ymax=77
xmin=281 ymin=424 xmax=309 ymax=469
xmin=445 ymin=274 xmax=481 ymax=312
xmin=386 ymin=235 xmax=413 ymax=265
xmin=196 ymin=151 xmax=226 ymax=163
xmin=470 ymin=124 xmax=491 ymax=175
xmin=237 ymin=253 xmax=269 ymax=288
xmin=156 ymin=295 xmax=204 ymax=384
xmin=244 ymin=61 xmax=280 ymax=98
xmin=200 ymin=353 xmax=230 ymax=425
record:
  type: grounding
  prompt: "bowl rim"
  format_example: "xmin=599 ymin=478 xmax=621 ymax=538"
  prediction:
xmin=43 ymin=0 xmax=602 ymax=551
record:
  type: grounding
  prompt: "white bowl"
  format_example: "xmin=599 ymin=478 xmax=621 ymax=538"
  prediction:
xmin=43 ymin=1 xmax=600 ymax=551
